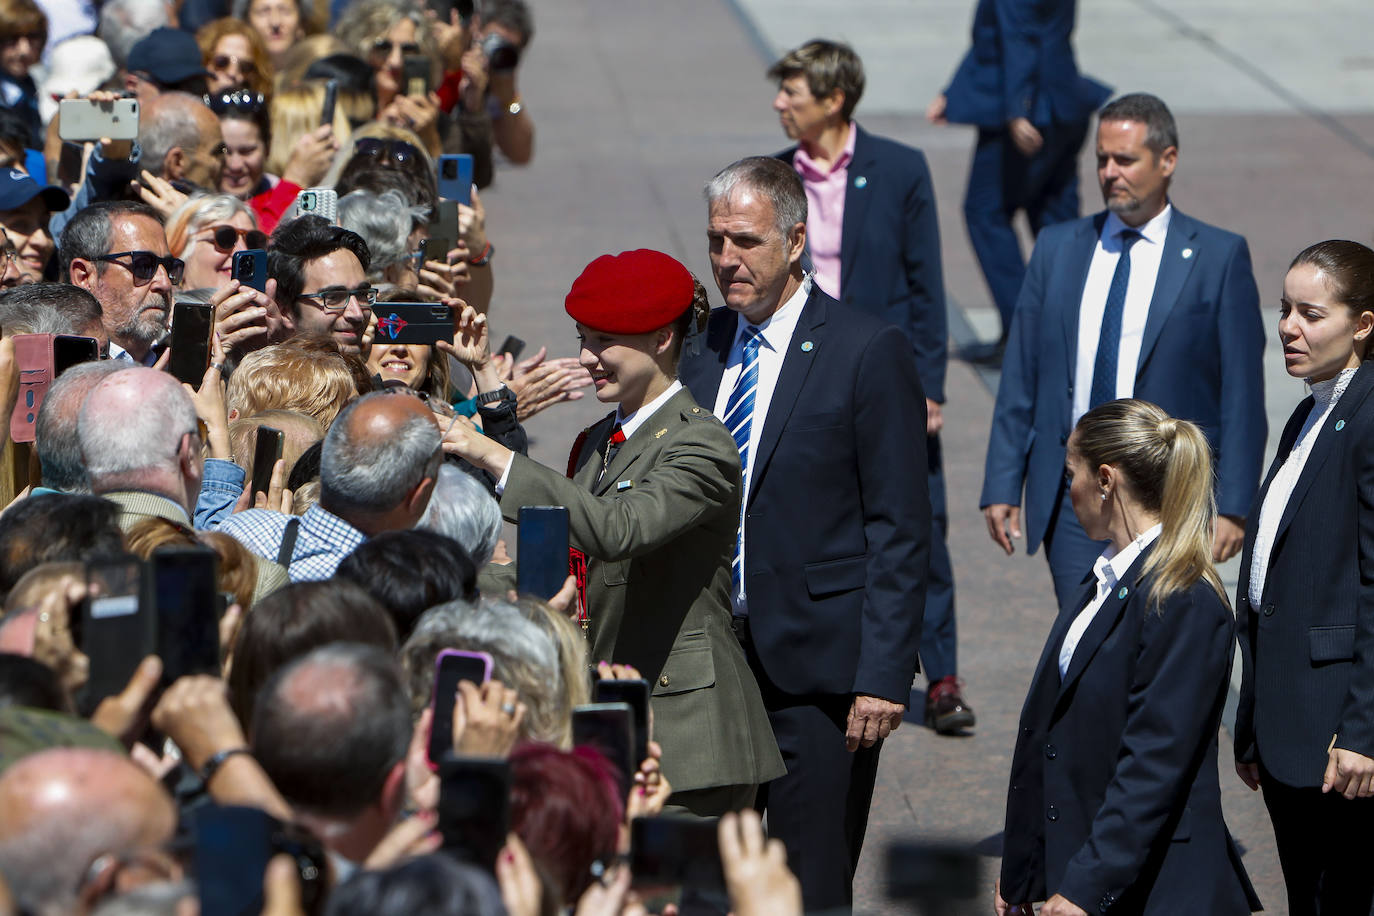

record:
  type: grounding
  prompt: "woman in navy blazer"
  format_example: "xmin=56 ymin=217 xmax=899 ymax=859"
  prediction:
xmin=1234 ymin=240 xmax=1374 ymax=915
xmin=998 ymin=399 xmax=1258 ymax=916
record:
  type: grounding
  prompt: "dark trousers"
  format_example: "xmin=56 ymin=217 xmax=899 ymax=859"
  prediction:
xmin=1261 ymin=766 xmax=1374 ymax=916
xmin=921 ymin=432 xmax=956 ymax=680
xmin=963 ymin=120 xmax=1090 ymax=331
xmin=1042 ymin=485 xmax=1108 ymax=613
xmin=735 ymin=622 xmax=882 ymax=912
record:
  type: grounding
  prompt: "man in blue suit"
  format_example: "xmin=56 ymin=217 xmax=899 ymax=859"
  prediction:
xmin=981 ymin=93 xmax=1266 ymax=609
xmin=765 ymin=39 xmax=971 ymax=735
xmin=930 ymin=0 xmax=1110 ymax=361
xmin=681 ymin=156 xmax=930 ymax=911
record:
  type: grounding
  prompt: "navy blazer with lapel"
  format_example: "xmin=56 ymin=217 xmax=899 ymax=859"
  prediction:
xmin=776 ymin=124 xmax=947 ymax=402
xmin=1234 ymin=361 xmax=1374 ymax=787
xmin=1002 ymin=554 xmax=1259 ymax=914
xmin=942 ymin=0 xmax=1110 ymax=129
xmin=981 ymin=207 xmax=1267 ymax=553
xmin=679 ymin=287 xmax=931 ymax=704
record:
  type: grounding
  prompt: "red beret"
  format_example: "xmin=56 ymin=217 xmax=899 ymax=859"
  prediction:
xmin=565 ymin=249 xmax=695 ymax=334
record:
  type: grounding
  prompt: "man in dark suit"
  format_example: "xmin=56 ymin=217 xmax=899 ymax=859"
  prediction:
xmin=765 ymin=39 xmax=970 ymax=734
xmin=930 ymin=0 xmax=1110 ymax=361
xmin=680 ymin=156 xmax=930 ymax=911
xmin=981 ymin=93 xmax=1267 ymax=610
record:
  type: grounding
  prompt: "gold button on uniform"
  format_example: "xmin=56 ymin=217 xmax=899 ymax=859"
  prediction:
xmin=659 ymin=675 xmax=670 ymax=687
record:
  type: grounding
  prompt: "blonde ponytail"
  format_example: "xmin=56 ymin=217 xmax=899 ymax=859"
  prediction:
xmin=1074 ymin=400 xmax=1227 ymax=612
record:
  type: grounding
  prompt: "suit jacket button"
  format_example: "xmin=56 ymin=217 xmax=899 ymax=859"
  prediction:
xmin=659 ymin=675 xmax=670 ymax=687
xmin=1046 ymin=806 xmax=1058 ymax=822
xmin=1044 ymin=744 xmax=1056 ymax=760
xmin=1263 ymin=603 xmax=1275 ymax=617
xmin=1059 ymin=434 xmax=1067 ymax=445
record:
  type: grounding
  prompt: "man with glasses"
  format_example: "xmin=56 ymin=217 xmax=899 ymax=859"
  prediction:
xmin=60 ymin=200 xmax=182 ymax=364
xmin=267 ymin=215 xmax=374 ymax=355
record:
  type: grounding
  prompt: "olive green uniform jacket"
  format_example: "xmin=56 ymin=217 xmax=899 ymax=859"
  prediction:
xmin=501 ymin=387 xmax=784 ymax=793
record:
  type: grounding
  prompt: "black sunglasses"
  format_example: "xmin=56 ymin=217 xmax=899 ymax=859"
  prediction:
xmin=354 ymin=137 xmax=421 ymax=167
xmin=95 ymin=250 xmax=185 ymax=285
xmin=371 ymin=39 xmax=421 ymax=56
xmin=204 ymin=89 xmax=267 ymax=114
xmin=200 ymin=224 xmax=268 ymax=253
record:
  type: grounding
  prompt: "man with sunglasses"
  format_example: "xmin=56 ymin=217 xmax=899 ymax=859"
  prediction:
xmin=268 ymin=215 xmax=373 ymax=356
xmin=60 ymin=200 xmax=180 ymax=365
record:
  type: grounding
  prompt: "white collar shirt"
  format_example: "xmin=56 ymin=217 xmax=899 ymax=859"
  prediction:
xmin=616 ymin=380 xmax=682 ymax=441
xmin=1072 ymin=205 xmax=1173 ymax=427
xmin=1059 ymin=523 xmax=1163 ymax=679
xmin=712 ymin=276 xmax=810 ymax=611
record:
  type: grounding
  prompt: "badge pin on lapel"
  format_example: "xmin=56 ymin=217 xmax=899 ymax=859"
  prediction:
xmin=854 ymin=176 xmax=867 ymax=189
xmin=1336 ymin=419 xmax=1346 ymax=431
xmin=800 ymin=341 xmax=814 ymax=352
xmin=616 ymin=480 xmax=633 ymax=491
xmin=1118 ymin=586 xmax=1129 ymax=600
xmin=654 ymin=428 xmax=667 ymax=439
xmin=1182 ymin=248 xmax=1194 ymax=259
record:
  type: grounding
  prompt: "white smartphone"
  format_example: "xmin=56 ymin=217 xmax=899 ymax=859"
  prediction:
xmin=293 ymin=188 xmax=338 ymax=224
xmin=58 ymin=98 xmax=139 ymax=142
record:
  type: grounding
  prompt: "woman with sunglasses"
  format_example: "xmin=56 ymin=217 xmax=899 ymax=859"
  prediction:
xmin=196 ymin=18 xmax=274 ymax=99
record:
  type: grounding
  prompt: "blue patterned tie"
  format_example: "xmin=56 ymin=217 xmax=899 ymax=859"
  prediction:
xmin=1089 ymin=229 xmax=1141 ymax=410
xmin=722 ymin=326 xmax=762 ymax=590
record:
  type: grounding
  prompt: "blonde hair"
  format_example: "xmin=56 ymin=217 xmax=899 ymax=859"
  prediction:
xmin=1072 ymin=399 xmax=1226 ymax=611
xmin=271 ymin=33 xmax=345 ymax=91
xmin=227 ymin=343 xmax=358 ymax=430
xmin=196 ymin=18 xmax=274 ymax=98
xmin=266 ymin=84 xmax=352 ymax=177
xmin=165 ymin=192 xmax=258 ymax=258
xmin=513 ymin=595 xmax=591 ymax=749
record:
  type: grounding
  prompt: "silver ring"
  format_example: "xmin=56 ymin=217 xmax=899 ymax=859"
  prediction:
xmin=501 ymin=702 xmax=516 ymax=715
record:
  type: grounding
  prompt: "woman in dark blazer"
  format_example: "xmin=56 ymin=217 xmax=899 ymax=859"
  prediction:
xmin=998 ymin=399 xmax=1259 ymax=916
xmin=440 ymin=249 xmax=783 ymax=817
xmin=1234 ymin=240 xmax=1374 ymax=916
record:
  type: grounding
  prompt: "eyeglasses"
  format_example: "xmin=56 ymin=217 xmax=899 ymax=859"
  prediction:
xmin=95 ymin=251 xmax=185 ymax=285
xmin=371 ymin=39 xmax=421 ymax=57
xmin=204 ymin=89 xmax=267 ymax=114
xmin=210 ymin=54 xmax=258 ymax=76
xmin=354 ymin=137 xmax=421 ymax=167
xmin=198 ymin=224 xmax=268 ymax=253
xmin=298 ymin=285 xmax=377 ymax=311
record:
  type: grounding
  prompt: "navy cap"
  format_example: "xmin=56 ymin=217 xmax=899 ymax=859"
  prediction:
xmin=0 ymin=168 xmax=70 ymax=213
xmin=127 ymin=27 xmax=211 ymax=86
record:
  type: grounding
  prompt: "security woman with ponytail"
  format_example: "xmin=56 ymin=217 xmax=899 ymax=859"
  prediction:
xmin=997 ymin=399 xmax=1260 ymax=916
xmin=1235 ymin=240 xmax=1374 ymax=916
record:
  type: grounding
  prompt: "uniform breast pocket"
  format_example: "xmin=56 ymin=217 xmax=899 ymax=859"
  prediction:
xmin=786 ymin=411 xmax=844 ymax=433
xmin=652 ymin=633 xmax=716 ymax=697
xmin=1310 ymin=625 xmax=1356 ymax=663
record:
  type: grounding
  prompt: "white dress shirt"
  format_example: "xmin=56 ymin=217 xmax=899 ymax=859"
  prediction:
xmin=1247 ymin=367 xmax=1359 ymax=606
xmin=1072 ymin=205 xmax=1173 ymax=426
xmin=712 ymin=276 xmax=811 ymax=609
xmin=1059 ymin=523 xmax=1163 ymax=679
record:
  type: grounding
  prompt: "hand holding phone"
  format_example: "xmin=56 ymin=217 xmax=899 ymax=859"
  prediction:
xmin=438 ymin=756 xmax=510 ymax=872
xmin=59 ymin=98 xmax=139 ymax=142
xmin=231 ymin=249 xmax=267 ymax=293
xmin=516 ymin=506 xmax=570 ymax=601
xmin=593 ymin=678 xmax=650 ymax=767
xmin=572 ymin=702 xmax=636 ymax=801
xmin=250 ymin=426 xmax=284 ymax=503
xmin=151 ymin=546 xmax=220 ymax=687
xmin=429 ymin=649 xmax=493 ymax=765
xmin=437 ymin=154 xmax=473 ymax=206
xmin=320 ymin=79 xmax=338 ymax=126
xmin=168 ymin=303 xmax=214 ymax=387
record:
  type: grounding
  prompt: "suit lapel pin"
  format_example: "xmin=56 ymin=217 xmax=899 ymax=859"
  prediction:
xmin=854 ymin=176 xmax=867 ymax=189
xmin=1182 ymin=248 xmax=1194 ymax=259
xmin=617 ymin=480 xmax=633 ymax=491
xmin=1117 ymin=586 xmax=1129 ymax=600
xmin=1336 ymin=419 xmax=1346 ymax=431
xmin=801 ymin=340 xmax=814 ymax=352
xmin=654 ymin=428 xmax=667 ymax=438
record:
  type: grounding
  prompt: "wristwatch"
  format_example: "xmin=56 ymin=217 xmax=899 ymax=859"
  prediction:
xmin=476 ymin=385 xmax=514 ymax=406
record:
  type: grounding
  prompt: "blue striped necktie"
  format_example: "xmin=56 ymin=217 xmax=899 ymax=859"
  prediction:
xmin=722 ymin=325 xmax=762 ymax=590
xmin=1089 ymin=229 xmax=1142 ymax=410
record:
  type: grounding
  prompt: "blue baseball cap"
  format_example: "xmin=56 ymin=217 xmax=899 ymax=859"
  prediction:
xmin=0 ymin=168 xmax=70 ymax=213
xmin=127 ymin=27 xmax=211 ymax=87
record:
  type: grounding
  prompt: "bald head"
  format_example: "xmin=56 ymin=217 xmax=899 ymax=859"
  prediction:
xmin=35 ymin=361 xmax=130 ymax=493
xmin=78 ymin=367 xmax=202 ymax=507
xmin=0 ymin=748 xmax=176 ymax=915
xmin=140 ymin=92 xmax=224 ymax=188
xmin=319 ymin=392 xmax=441 ymax=531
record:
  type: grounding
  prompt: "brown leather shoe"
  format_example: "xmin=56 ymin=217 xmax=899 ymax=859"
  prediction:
xmin=925 ymin=676 xmax=975 ymax=734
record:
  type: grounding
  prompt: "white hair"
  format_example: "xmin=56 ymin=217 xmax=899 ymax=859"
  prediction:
xmin=419 ymin=464 xmax=502 ymax=565
xmin=338 ymin=190 xmax=426 ymax=274
xmin=77 ymin=368 xmax=198 ymax=479
xmin=96 ymin=0 xmax=170 ymax=69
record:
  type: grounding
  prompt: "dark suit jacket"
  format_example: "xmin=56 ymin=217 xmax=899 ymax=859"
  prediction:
xmin=1235 ymin=361 xmax=1374 ymax=787
xmin=1002 ymin=553 xmax=1259 ymax=914
xmin=942 ymin=0 xmax=1110 ymax=129
xmin=500 ymin=387 xmax=783 ymax=792
xmin=980 ymin=207 xmax=1267 ymax=552
xmin=776 ymin=124 xmax=947 ymax=402
xmin=680 ymin=288 xmax=931 ymax=703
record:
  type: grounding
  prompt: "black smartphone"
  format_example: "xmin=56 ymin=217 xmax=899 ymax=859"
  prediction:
xmin=250 ymin=425 xmax=284 ymax=502
xmin=231 ymin=249 xmax=267 ymax=292
xmin=370 ymin=302 xmax=454 ymax=346
xmin=572 ymin=702 xmax=635 ymax=800
xmin=320 ymin=78 xmax=337 ymax=126
xmin=629 ymin=816 xmax=725 ymax=892
xmin=168 ymin=303 xmax=214 ymax=387
xmin=592 ymin=679 xmax=650 ymax=767
xmin=426 ymin=200 xmax=459 ymax=264
xmin=80 ymin=557 xmax=153 ymax=709
xmin=437 ymin=154 xmax=473 ymax=206
xmin=438 ymin=756 xmax=510 ymax=872
xmin=516 ymin=506 xmax=569 ymax=601
xmin=195 ymin=804 xmax=328 ymax=916
xmin=151 ymin=546 xmax=220 ymax=688
xmin=429 ymin=649 xmax=493 ymax=765
xmin=497 ymin=335 xmax=525 ymax=361
xmin=402 ymin=55 xmax=431 ymax=97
